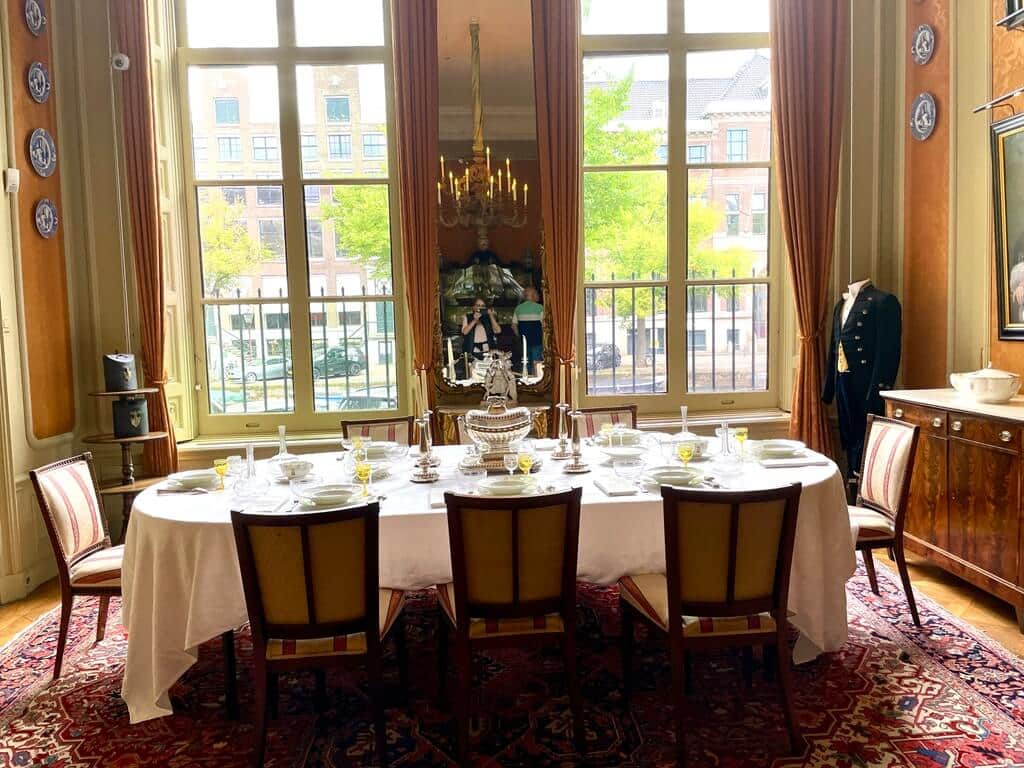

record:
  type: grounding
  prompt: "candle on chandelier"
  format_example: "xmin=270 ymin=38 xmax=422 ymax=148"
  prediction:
xmin=440 ymin=155 xmax=445 ymax=178
xmin=523 ymin=183 xmax=528 ymax=207
xmin=505 ymin=157 xmax=511 ymax=188
xmin=448 ymin=171 xmax=454 ymax=195
xmin=497 ymin=169 xmax=503 ymax=197
xmin=486 ymin=146 xmax=491 ymax=173
xmin=512 ymin=179 xmax=517 ymax=202
xmin=436 ymin=181 xmax=441 ymax=205
xmin=489 ymin=175 xmax=494 ymax=197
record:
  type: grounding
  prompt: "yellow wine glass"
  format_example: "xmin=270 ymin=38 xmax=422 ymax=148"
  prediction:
xmin=351 ymin=436 xmax=364 ymax=451
xmin=213 ymin=458 xmax=228 ymax=490
xmin=517 ymin=451 xmax=535 ymax=475
xmin=735 ymin=427 xmax=749 ymax=459
xmin=676 ymin=443 xmax=694 ymax=468
xmin=355 ymin=460 xmax=372 ymax=497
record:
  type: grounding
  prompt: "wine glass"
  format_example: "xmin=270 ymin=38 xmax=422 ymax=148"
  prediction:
xmin=213 ymin=458 xmax=228 ymax=490
xmin=613 ymin=457 xmax=644 ymax=485
xmin=517 ymin=450 xmax=535 ymax=475
xmin=355 ymin=459 xmax=372 ymax=497
xmin=503 ymin=453 xmax=518 ymax=476
xmin=676 ymin=442 xmax=695 ymax=468
xmin=599 ymin=422 xmax=613 ymax=443
xmin=735 ymin=426 xmax=749 ymax=459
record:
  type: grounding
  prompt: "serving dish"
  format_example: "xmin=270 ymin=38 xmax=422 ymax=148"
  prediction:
xmin=950 ymin=364 xmax=1021 ymax=404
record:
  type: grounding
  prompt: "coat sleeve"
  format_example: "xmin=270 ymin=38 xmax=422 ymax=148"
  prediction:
xmin=821 ymin=302 xmax=841 ymax=404
xmin=867 ymin=293 xmax=901 ymax=409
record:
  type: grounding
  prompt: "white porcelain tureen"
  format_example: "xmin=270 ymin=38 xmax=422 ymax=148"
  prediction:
xmin=949 ymin=363 xmax=1021 ymax=404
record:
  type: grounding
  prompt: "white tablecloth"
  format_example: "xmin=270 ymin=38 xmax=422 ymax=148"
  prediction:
xmin=121 ymin=444 xmax=855 ymax=723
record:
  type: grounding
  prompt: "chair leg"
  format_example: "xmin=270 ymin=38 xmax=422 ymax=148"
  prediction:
xmin=314 ymin=669 xmax=327 ymax=712
xmin=96 ymin=595 xmax=110 ymax=643
xmin=669 ymin=640 xmax=687 ymax=766
xmin=437 ymin=609 xmax=449 ymax=707
xmin=53 ymin=597 xmax=73 ymax=681
xmin=741 ymin=647 xmax=754 ymax=688
xmin=395 ymin=616 xmax=409 ymax=701
xmin=892 ymin=540 xmax=922 ymax=627
xmin=367 ymin=654 xmax=387 ymax=767
xmin=222 ymin=630 xmax=239 ymax=720
xmin=774 ymin=635 xmax=800 ymax=756
xmin=562 ymin=627 xmax=586 ymax=754
xmin=252 ymin=663 xmax=268 ymax=768
xmin=683 ymin=651 xmax=694 ymax=695
xmin=763 ymin=645 xmax=777 ymax=681
xmin=620 ymin=599 xmax=634 ymax=707
xmin=861 ymin=548 xmax=880 ymax=595
xmin=267 ymin=672 xmax=279 ymax=720
xmin=454 ymin=639 xmax=472 ymax=766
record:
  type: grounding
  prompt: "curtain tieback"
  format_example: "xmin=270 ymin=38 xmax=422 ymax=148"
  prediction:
xmin=797 ymin=333 xmax=821 ymax=342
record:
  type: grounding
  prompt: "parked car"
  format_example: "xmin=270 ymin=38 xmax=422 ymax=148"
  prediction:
xmin=590 ymin=343 xmax=621 ymax=370
xmin=315 ymin=386 xmax=398 ymax=411
xmin=312 ymin=346 xmax=366 ymax=378
xmin=230 ymin=357 xmax=291 ymax=383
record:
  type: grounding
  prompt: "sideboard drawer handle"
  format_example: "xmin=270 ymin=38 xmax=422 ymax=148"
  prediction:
xmin=932 ymin=417 xmax=944 ymax=429
xmin=950 ymin=420 xmax=962 ymax=432
xmin=893 ymin=408 xmax=904 ymax=418
xmin=1000 ymin=430 xmax=1013 ymax=443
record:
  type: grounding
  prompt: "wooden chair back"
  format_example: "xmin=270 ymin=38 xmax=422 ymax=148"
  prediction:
xmin=577 ymin=405 xmax=638 ymax=437
xmin=855 ymin=414 xmax=920 ymax=532
xmin=231 ymin=503 xmax=380 ymax=652
xmin=660 ymin=484 xmax=801 ymax=623
xmin=341 ymin=416 xmax=415 ymax=445
xmin=444 ymin=488 xmax=582 ymax=624
xmin=29 ymin=452 xmax=111 ymax=578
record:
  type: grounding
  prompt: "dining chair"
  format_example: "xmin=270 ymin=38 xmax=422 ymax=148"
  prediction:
xmin=29 ymin=452 xmax=121 ymax=680
xmin=619 ymin=483 xmax=803 ymax=764
xmin=438 ymin=488 xmax=585 ymax=763
xmin=341 ymin=415 xmax=416 ymax=445
xmin=576 ymin=405 xmax=638 ymax=437
xmin=231 ymin=502 xmax=407 ymax=767
xmin=849 ymin=414 xmax=922 ymax=626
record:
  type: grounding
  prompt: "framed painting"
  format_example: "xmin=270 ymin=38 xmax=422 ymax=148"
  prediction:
xmin=993 ymin=113 xmax=1024 ymax=340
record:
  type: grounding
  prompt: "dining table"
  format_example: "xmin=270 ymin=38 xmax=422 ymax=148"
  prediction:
xmin=120 ymin=439 xmax=856 ymax=724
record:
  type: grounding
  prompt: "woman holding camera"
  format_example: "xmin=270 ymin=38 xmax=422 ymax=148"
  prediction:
xmin=461 ymin=297 xmax=501 ymax=360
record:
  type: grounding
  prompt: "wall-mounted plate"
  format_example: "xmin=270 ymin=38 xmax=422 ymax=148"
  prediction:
xmin=24 ymin=0 xmax=46 ymax=36
xmin=911 ymin=24 xmax=935 ymax=66
xmin=910 ymin=92 xmax=937 ymax=141
xmin=34 ymin=199 xmax=58 ymax=239
xmin=28 ymin=127 xmax=56 ymax=177
xmin=27 ymin=61 xmax=51 ymax=104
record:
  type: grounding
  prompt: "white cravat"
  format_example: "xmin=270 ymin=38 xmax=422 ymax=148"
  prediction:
xmin=841 ymin=279 xmax=871 ymax=325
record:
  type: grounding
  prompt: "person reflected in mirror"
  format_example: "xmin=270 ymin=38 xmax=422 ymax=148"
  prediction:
xmin=462 ymin=297 xmax=501 ymax=360
xmin=1010 ymin=233 xmax=1024 ymax=322
xmin=512 ymin=287 xmax=544 ymax=375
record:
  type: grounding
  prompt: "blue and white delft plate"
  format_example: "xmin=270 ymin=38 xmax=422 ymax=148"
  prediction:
xmin=910 ymin=92 xmax=936 ymax=141
xmin=28 ymin=127 xmax=56 ymax=177
xmin=910 ymin=24 xmax=935 ymax=66
xmin=24 ymin=0 xmax=46 ymax=36
xmin=27 ymin=61 xmax=51 ymax=104
xmin=34 ymin=199 xmax=58 ymax=239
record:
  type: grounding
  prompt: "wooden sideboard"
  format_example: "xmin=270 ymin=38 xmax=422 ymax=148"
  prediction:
xmin=883 ymin=390 xmax=1024 ymax=631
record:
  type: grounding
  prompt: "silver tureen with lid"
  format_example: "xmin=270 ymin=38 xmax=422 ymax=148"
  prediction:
xmin=462 ymin=396 xmax=533 ymax=460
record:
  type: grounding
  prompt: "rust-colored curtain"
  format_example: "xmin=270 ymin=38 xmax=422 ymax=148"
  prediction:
xmin=113 ymin=0 xmax=178 ymax=474
xmin=392 ymin=0 xmax=439 ymax=416
xmin=532 ymin=0 xmax=580 ymax=409
xmin=770 ymin=0 xmax=849 ymax=454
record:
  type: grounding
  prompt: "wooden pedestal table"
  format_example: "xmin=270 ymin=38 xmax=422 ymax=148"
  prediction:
xmin=82 ymin=430 xmax=169 ymax=540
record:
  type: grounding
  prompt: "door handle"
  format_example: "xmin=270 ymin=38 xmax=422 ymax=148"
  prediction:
xmin=1000 ymin=430 xmax=1013 ymax=443
xmin=932 ymin=417 xmax=944 ymax=429
xmin=893 ymin=408 xmax=904 ymax=419
xmin=950 ymin=420 xmax=962 ymax=432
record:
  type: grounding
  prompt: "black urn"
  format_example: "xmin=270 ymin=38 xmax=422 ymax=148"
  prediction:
xmin=103 ymin=353 xmax=138 ymax=392
xmin=112 ymin=397 xmax=149 ymax=438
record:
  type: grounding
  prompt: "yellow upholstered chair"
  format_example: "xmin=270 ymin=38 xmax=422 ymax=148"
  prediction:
xmin=29 ymin=452 xmax=120 ymax=680
xmin=576 ymin=405 xmax=638 ymax=437
xmin=619 ymin=483 xmax=803 ymax=764
xmin=438 ymin=488 xmax=585 ymax=762
xmin=850 ymin=414 xmax=921 ymax=626
xmin=341 ymin=415 xmax=415 ymax=445
xmin=231 ymin=502 xmax=407 ymax=767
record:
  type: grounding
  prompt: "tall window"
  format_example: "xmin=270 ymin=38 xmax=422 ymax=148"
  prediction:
xmin=181 ymin=0 xmax=400 ymax=432
xmin=581 ymin=0 xmax=773 ymax=407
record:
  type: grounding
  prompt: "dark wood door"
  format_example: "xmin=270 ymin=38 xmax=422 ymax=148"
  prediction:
xmin=904 ymin=431 xmax=948 ymax=550
xmin=948 ymin=438 xmax=1020 ymax=584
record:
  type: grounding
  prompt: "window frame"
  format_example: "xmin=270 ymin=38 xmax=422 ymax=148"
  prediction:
xmin=175 ymin=0 xmax=407 ymax=436
xmin=327 ymin=132 xmax=352 ymax=160
xmin=578 ymin=3 xmax=780 ymax=415
xmin=726 ymin=127 xmax=749 ymax=162
xmin=324 ymin=94 xmax=351 ymax=123
xmin=213 ymin=96 xmax=240 ymax=124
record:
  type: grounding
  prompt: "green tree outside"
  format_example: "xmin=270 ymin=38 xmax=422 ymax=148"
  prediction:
xmin=198 ymin=192 xmax=272 ymax=297
xmin=318 ymin=184 xmax=393 ymax=287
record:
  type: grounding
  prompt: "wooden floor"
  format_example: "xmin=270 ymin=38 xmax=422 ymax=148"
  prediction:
xmin=1 ymin=556 xmax=1022 ymax=655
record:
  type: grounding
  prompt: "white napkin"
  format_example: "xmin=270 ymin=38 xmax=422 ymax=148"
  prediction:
xmin=759 ymin=456 xmax=830 ymax=468
xmin=429 ymin=490 xmax=448 ymax=509
xmin=594 ymin=476 xmax=639 ymax=496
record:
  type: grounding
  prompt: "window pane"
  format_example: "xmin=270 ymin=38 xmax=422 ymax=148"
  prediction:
xmin=686 ymin=284 xmax=768 ymax=392
xmin=189 ymin=66 xmax=281 ymax=180
xmin=203 ymin=302 xmax=294 ymax=415
xmin=297 ymin=65 xmax=389 ymax=178
xmin=581 ymin=0 xmax=666 ymax=34
xmin=583 ymin=55 xmax=669 ymax=167
xmin=686 ymin=50 xmax=771 ymax=164
xmin=305 ymin=184 xmax=392 ymax=296
xmin=295 ymin=0 xmax=385 ymax=47
xmin=307 ymin=220 xmax=324 ymax=260
xmin=185 ymin=0 xmax=277 ymax=47
xmin=687 ymin=168 xmax=769 ymax=278
xmin=309 ymin=300 xmax=399 ymax=411
xmin=197 ymin=186 xmax=286 ymax=298
xmin=583 ymin=285 xmax=668 ymax=395
xmin=684 ymin=0 xmax=769 ymax=33
xmin=584 ymin=170 xmax=667 ymax=281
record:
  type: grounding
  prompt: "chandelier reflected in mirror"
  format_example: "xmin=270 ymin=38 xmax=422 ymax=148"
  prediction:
xmin=437 ymin=21 xmax=528 ymax=251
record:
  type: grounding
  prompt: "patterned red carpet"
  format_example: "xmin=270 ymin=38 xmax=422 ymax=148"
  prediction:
xmin=1 ymin=562 xmax=1022 ymax=767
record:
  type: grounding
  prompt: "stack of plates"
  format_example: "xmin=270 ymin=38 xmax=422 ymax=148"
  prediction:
xmin=756 ymin=439 xmax=806 ymax=459
xmin=166 ymin=469 xmax=219 ymax=491
xmin=477 ymin=475 xmax=539 ymax=496
xmin=641 ymin=465 xmax=704 ymax=493
xmin=592 ymin=428 xmax=643 ymax=447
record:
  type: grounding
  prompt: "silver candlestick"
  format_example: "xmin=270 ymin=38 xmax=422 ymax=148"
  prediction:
xmin=551 ymin=403 xmax=573 ymax=460
xmin=563 ymin=410 xmax=590 ymax=474
xmin=411 ymin=416 xmax=439 ymax=483
xmin=422 ymin=409 xmax=441 ymax=467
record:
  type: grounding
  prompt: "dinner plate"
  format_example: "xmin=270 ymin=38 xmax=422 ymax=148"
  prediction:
xmin=477 ymin=476 xmax=538 ymax=496
xmin=168 ymin=469 xmax=219 ymax=489
xmin=600 ymin=445 xmax=646 ymax=461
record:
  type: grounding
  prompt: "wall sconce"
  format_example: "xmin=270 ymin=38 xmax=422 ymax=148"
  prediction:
xmin=973 ymin=85 xmax=1024 ymax=117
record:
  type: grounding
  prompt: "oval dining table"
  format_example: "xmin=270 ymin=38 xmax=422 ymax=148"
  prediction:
xmin=120 ymin=442 xmax=856 ymax=724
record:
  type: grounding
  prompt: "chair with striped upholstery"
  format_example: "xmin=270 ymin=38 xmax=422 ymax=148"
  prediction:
xmin=341 ymin=415 xmax=416 ymax=445
xmin=619 ymin=483 xmax=803 ymax=764
xmin=576 ymin=405 xmax=638 ymax=437
xmin=438 ymin=488 xmax=585 ymax=762
xmin=849 ymin=414 xmax=921 ymax=626
xmin=231 ymin=502 xmax=407 ymax=767
xmin=29 ymin=452 xmax=120 ymax=680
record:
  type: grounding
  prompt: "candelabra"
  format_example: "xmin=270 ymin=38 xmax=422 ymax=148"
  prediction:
xmin=411 ymin=416 xmax=439 ymax=483
xmin=563 ymin=411 xmax=591 ymax=474
xmin=552 ymin=403 xmax=573 ymax=460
